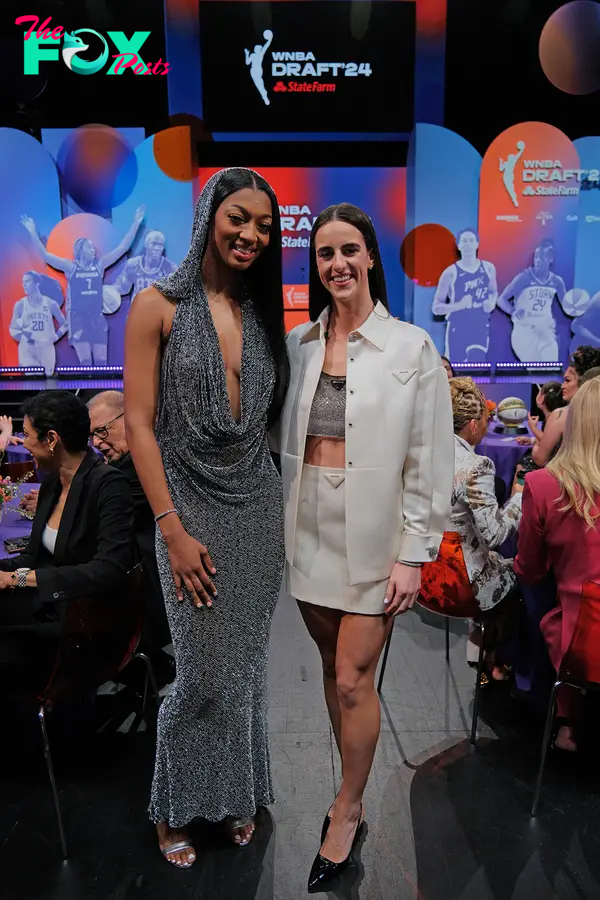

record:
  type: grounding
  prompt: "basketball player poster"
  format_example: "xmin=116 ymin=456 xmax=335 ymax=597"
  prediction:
xmin=478 ymin=122 xmax=579 ymax=364
xmin=570 ymin=293 xmax=600 ymax=354
xmin=9 ymin=271 xmax=67 ymax=375
xmin=20 ymin=206 xmax=145 ymax=366
xmin=116 ymin=230 xmax=177 ymax=299
xmin=431 ymin=228 xmax=497 ymax=361
xmin=567 ymin=136 xmax=600 ymax=355
xmin=496 ymin=239 xmax=567 ymax=362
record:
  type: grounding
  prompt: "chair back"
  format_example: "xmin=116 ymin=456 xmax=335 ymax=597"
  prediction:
xmin=41 ymin=564 xmax=145 ymax=707
xmin=417 ymin=531 xmax=480 ymax=618
xmin=1 ymin=460 xmax=37 ymax=483
xmin=561 ymin=580 xmax=600 ymax=685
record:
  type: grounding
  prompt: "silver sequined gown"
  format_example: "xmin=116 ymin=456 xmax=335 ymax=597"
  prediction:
xmin=148 ymin=287 xmax=284 ymax=827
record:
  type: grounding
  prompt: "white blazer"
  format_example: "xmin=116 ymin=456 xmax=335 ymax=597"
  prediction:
xmin=277 ymin=302 xmax=455 ymax=585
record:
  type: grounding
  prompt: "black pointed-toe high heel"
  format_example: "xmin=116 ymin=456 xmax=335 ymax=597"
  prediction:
xmin=308 ymin=805 xmax=363 ymax=894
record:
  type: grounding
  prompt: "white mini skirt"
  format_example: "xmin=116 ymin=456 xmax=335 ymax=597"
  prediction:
xmin=286 ymin=464 xmax=389 ymax=615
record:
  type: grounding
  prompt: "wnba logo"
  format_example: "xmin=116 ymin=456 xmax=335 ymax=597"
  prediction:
xmin=16 ymin=15 xmax=171 ymax=75
xmin=536 ymin=211 xmax=553 ymax=226
xmin=499 ymin=140 xmax=525 ymax=208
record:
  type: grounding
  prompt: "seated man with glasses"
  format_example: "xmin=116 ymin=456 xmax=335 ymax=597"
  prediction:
xmin=22 ymin=390 xmax=173 ymax=682
xmin=89 ymin=391 xmax=172 ymax=680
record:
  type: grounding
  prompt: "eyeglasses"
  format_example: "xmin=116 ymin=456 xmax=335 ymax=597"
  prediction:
xmin=90 ymin=412 xmax=124 ymax=441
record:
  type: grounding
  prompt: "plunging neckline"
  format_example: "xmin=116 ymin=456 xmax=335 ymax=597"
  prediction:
xmin=206 ymin=296 xmax=245 ymax=424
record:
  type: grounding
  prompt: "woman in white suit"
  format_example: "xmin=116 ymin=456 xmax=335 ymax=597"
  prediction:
xmin=279 ymin=204 xmax=454 ymax=891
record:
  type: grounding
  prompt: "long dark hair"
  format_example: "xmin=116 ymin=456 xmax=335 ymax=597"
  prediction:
xmin=308 ymin=203 xmax=389 ymax=322
xmin=208 ymin=169 xmax=289 ymax=427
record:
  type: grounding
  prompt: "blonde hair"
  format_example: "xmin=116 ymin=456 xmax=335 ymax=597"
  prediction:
xmin=449 ymin=377 xmax=487 ymax=434
xmin=547 ymin=378 xmax=600 ymax=527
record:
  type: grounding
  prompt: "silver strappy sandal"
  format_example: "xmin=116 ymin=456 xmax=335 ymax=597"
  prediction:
xmin=161 ymin=839 xmax=196 ymax=868
xmin=226 ymin=816 xmax=256 ymax=847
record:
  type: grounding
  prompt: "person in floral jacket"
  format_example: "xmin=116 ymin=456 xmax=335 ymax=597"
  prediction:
xmin=448 ymin=378 xmax=523 ymax=680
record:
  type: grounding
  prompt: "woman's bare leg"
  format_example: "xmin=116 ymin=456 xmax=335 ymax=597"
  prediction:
xmin=320 ymin=612 xmax=393 ymax=863
xmin=297 ymin=601 xmax=343 ymax=754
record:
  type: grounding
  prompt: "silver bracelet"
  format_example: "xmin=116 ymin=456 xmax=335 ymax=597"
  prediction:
xmin=154 ymin=508 xmax=177 ymax=524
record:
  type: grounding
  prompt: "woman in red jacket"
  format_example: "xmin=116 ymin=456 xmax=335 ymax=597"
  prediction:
xmin=515 ymin=377 xmax=600 ymax=752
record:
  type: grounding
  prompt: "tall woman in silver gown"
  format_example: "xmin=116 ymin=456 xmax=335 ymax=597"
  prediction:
xmin=124 ymin=169 xmax=289 ymax=868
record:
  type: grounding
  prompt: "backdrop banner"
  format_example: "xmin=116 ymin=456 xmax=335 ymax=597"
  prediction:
xmin=410 ymin=121 xmax=600 ymax=366
xmin=0 ymin=131 xmax=407 ymax=371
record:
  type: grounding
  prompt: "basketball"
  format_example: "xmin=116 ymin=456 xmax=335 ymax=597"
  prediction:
xmin=497 ymin=396 xmax=528 ymax=426
xmin=263 ymin=29 xmax=273 ymax=40
xmin=102 ymin=285 xmax=122 ymax=315
xmin=562 ymin=288 xmax=590 ymax=317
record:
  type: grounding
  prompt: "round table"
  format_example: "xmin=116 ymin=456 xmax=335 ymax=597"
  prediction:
xmin=6 ymin=443 xmax=32 ymax=464
xmin=0 ymin=500 xmax=33 ymax=560
xmin=476 ymin=422 xmax=530 ymax=490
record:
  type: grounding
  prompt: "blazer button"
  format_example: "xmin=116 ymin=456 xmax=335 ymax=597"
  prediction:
xmin=348 ymin=423 xmax=353 ymax=427
xmin=350 ymin=389 xmax=355 ymax=395
xmin=350 ymin=358 xmax=354 ymax=362
xmin=348 ymin=461 xmax=353 ymax=466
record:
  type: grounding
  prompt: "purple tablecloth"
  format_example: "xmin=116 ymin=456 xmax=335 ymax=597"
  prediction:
xmin=476 ymin=422 xmax=530 ymax=489
xmin=5 ymin=443 xmax=32 ymax=464
xmin=0 ymin=500 xmax=33 ymax=560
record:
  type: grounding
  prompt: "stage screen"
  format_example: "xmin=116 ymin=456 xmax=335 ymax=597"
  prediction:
xmin=198 ymin=1 xmax=415 ymax=135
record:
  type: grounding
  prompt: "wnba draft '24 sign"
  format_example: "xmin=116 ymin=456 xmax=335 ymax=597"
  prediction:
xmin=280 ymin=204 xmax=316 ymax=248
xmin=244 ymin=29 xmax=372 ymax=106
xmin=15 ymin=15 xmax=171 ymax=75
xmin=498 ymin=138 xmax=599 ymax=208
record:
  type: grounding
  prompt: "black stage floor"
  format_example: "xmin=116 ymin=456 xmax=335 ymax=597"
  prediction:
xmin=2 ymin=598 xmax=599 ymax=900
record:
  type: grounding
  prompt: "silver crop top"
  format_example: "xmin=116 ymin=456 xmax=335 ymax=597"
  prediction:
xmin=307 ymin=372 xmax=346 ymax=438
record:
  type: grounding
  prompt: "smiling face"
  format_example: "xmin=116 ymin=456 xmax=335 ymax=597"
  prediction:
xmin=22 ymin=415 xmax=57 ymax=470
xmin=314 ymin=220 xmax=373 ymax=305
xmin=209 ymin=187 xmax=272 ymax=272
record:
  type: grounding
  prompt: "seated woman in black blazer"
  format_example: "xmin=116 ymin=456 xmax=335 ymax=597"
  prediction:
xmin=0 ymin=391 xmax=135 ymax=688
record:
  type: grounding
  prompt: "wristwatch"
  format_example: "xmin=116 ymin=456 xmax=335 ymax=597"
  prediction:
xmin=11 ymin=568 xmax=31 ymax=589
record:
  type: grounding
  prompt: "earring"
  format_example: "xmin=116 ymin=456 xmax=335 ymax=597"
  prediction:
xmin=49 ymin=446 xmax=55 ymax=457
